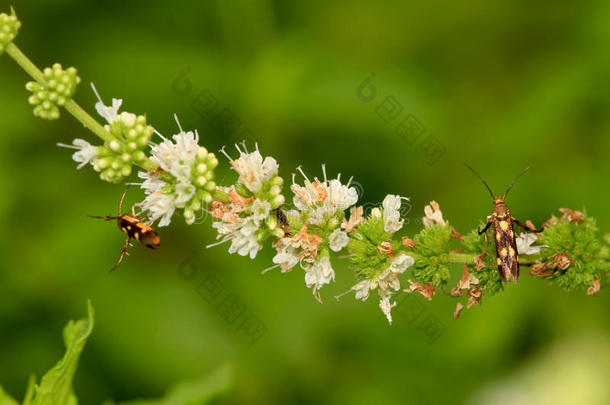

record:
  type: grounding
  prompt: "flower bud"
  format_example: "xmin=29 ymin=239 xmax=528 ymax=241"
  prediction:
xmin=0 ymin=9 xmax=21 ymax=54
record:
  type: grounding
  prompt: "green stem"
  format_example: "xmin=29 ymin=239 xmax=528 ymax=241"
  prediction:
xmin=63 ymin=100 xmax=116 ymax=145
xmin=445 ymin=251 xmax=609 ymax=266
xmin=447 ymin=252 xmax=541 ymax=265
xmin=5 ymin=43 xmax=157 ymax=172
xmin=6 ymin=42 xmax=45 ymax=83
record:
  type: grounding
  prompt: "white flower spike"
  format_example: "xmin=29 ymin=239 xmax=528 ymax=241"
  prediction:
xmin=137 ymin=117 xmax=217 ymax=227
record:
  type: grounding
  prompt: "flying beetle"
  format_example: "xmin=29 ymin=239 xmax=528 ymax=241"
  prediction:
xmin=88 ymin=189 xmax=160 ymax=272
xmin=464 ymin=164 xmax=543 ymax=283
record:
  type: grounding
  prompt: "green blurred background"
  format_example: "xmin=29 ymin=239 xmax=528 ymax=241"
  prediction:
xmin=1 ymin=0 xmax=609 ymax=404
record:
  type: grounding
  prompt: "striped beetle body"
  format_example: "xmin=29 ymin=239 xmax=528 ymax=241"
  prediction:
xmin=118 ymin=214 xmax=160 ymax=248
xmin=490 ymin=199 xmax=519 ymax=282
xmin=465 ymin=164 xmax=543 ymax=283
xmin=89 ymin=189 xmax=160 ymax=272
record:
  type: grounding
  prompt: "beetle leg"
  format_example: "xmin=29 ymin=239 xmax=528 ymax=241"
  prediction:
xmin=512 ymin=217 xmax=543 ymax=233
xmin=109 ymin=236 xmax=131 ymax=273
xmin=478 ymin=220 xmax=492 ymax=235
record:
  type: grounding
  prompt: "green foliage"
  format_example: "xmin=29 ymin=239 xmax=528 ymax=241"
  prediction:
xmin=411 ymin=224 xmax=451 ymax=286
xmin=538 ymin=215 xmax=609 ymax=291
xmin=103 ymin=365 xmax=232 ymax=405
xmin=30 ymin=301 xmax=94 ymax=405
xmin=0 ymin=386 xmax=19 ymax=405
xmin=0 ymin=302 xmax=231 ymax=405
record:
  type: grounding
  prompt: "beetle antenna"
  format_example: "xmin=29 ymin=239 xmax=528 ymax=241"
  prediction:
xmin=502 ymin=166 xmax=530 ymax=200
xmin=118 ymin=188 xmax=129 ymax=215
xmin=464 ymin=163 xmax=495 ymax=200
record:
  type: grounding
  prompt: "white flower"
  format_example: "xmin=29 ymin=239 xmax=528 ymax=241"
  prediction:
xmin=371 ymin=207 xmax=382 ymax=218
xmin=290 ymin=165 xmax=358 ymax=223
xmin=383 ymin=194 xmax=408 ymax=233
xmin=174 ymin=181 xmax=196 ymax=208
xmin=423 ymin=200 xmax=446 ymax=227
xmin=220 ymin=144 xmax=279 ymax=193
xmin=138 ymin=191 xmax=175 ymax=227
xmin=57 ymin=138 xmax=99 ymax=169
xmin=139 ymin=170 xmax=165 ymax=193
xmin=353 ymin=280 xmax=373 ymax=301
xmin=516 ymin=232 xmax=546 ymax=255
xmin=91 ymin=82 xmax=123 ymax=123
xmin=389 ymin=254 xmax=415 ymax=273
xmin=327 ymin=179 xmax=358 ymax=211
xmin=379 ymin=296 xmax=396 ymax=324
xmin=305 ymin=255 xmax=335 ymax=300
xmin=211 ymin=217 xmax=262 ymax=259
xmin=135 ymin=171 xmax=176 ymax=227
xmin=329 ymin=229 xmax=349 ymax=252
xmin=272 ymin=251 xmax=299 ymax=272
xmin=377 ymin=254 xmax=414 ymax=292
xmin=251 ymin=199 xmax=271 ymax=222
xmin=341 ymin=253 xmax=415 ymax=308
xmin=150 ymin=130 xmax=200 ymax=182
xmin=228 ymin=219 xmax=261 ymax=259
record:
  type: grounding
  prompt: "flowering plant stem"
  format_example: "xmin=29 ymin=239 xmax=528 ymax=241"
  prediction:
xmin=5 ymin=42 xmax=157 ymax=172
xmin=444 ymin=251 xmax=608 ymax=266
xmin=2 ymin=8 xmax=607 ymax=324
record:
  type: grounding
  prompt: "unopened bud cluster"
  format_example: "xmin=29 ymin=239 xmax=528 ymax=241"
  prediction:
xmin=96 ymin=114 xmax=154 ymax=182
xmin=26 ymin=64 xmax=80 ymax=120
xmin=0 ymin=10 xmax=20 ymax=54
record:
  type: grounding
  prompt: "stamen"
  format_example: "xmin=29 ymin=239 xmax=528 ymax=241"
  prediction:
xmin=90 ymin=82 xmax=104 ymax=105
xmin=291 ymin=172 xmax=296 ymax=184
xmin=153 ymin=127 xmax=167 ymax=141
xmin=296 ymin=166 xmax=310 ymax=182
xmin=315 ymin=290 xmax=323 ymax=304
xmin=206 ymin=238 xmax=231 ymax=249
xmin=240 ymin=140 xmax=248 ymax=153
xmin=346 ymin=176 xmax=353 ymax=187
xmin=321 ymin=164 xmax=327 ymax=184
xmin=261 ymin=263 xmax=280 ymax=274
xmin=173 ymin=113 xmax=184 ymax=133
xmin=219 ymin=146 xmax=233 ymax=161
xmin=333 ymin=287 xmax=354 ymax=301
xmin=56 ymin=142 xmax=80 ymax=150
xmin=234 ymin=143 xmax=243 ymax=155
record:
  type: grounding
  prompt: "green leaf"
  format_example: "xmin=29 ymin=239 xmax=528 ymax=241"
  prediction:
xmin=0 ymin=386 xmax=19 ymax=405
xmin=31 ymin=300 xmax=94 ymax=405
xmin=103 ymin=364 xmax=232 ymax=405
xmin=23 ymin=375 xmax=36 ymax=405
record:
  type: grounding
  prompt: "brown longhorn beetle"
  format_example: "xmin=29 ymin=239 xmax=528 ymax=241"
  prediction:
xmin=464 ymin=164 xmax=543 ymax=283
xmin=88 ymin=189 xmax=160 ymax=272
